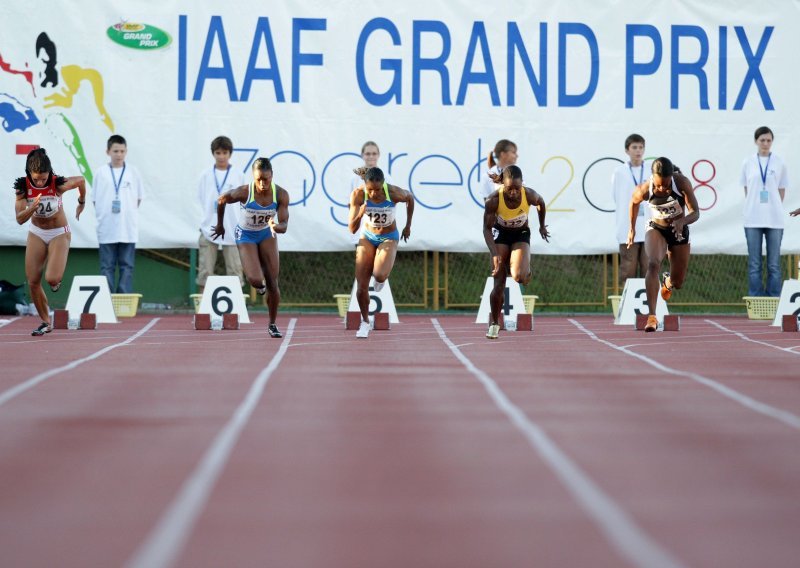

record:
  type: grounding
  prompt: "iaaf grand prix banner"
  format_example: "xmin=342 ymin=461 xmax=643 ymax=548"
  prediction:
xmin=1 ymin=1 xmax=798 ymax=253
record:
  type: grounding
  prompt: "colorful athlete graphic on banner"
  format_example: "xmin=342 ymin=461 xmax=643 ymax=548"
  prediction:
xmin=0 ymin=31 xmax=114 ymax=185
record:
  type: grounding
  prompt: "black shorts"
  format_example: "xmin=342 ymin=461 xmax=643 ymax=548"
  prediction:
xmin=493 ymin=225 xmax=531 ymax=246
xmin=647 ymin=221 xmax=690 ymax=247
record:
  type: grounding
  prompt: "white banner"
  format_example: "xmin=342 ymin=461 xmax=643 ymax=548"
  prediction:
xmin=1 ymin=1 xmax=798 ymax=253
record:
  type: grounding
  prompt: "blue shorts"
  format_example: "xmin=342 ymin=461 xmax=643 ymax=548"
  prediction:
xmin=235 ymin=226 xmax=273 ymax=245
xmin=362 ymin=228 xmax=399 ymax=248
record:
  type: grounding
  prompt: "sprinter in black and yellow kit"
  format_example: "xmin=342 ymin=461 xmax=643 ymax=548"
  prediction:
xmin=482 ymin=165 xmax=550 ymax=339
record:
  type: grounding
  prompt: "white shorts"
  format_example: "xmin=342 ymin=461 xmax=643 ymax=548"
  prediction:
xmin=29 ymin=224 xmax=70 ymax=245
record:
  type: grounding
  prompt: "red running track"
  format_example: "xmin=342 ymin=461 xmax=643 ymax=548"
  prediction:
xmin=0 ymin=314 xmax=799 ymax=567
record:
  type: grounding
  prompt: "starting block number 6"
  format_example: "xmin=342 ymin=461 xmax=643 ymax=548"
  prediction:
xmin=198 ymin=276 xmax=251 ymax=324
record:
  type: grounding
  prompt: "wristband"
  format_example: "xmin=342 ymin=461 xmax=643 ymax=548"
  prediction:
xmin=78 ymin=198 xmax=85 ymax=204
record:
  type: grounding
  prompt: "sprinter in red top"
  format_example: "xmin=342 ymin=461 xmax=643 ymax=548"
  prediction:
xmin=14 ymin=148 xmax=86 ymax=336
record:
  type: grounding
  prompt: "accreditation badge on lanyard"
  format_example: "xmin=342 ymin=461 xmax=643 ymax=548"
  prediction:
xmin=758 ymin=154 xmax=770 ymax=204
xmin=111 ymin=163 xmax=126 ymax=214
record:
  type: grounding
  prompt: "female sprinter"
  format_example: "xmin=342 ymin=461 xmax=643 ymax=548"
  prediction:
xmin=212 ymin=157 xmax=289 ymax=338
xmin=348 ymin=166 xmax=415 ymax=338
xmin=483 ymin=165 xmax=549 ymax=339
xmin=14 ymin=148 xmax=86 ymax=336
xmin=628 ymin=157 xmax=700 ymax=332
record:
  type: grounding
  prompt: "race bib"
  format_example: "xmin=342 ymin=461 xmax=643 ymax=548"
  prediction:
xmin=240 ymin=208 xmax=276 ymax=231
xmin=365 ymin=205 xmax=395 ymax=228
xmin=30 ymin=195 xmax=61 ymax=218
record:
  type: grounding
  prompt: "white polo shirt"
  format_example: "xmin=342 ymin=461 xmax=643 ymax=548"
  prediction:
xmin=197 ymin=165 xmax=244 ymax=245
xmin=92 ymin=162 xmax=144 ymax=244
xmin=740 ymin=153 xmax=788 ymax=229
xmin=611 ymin=161 xmax=648 ymax=244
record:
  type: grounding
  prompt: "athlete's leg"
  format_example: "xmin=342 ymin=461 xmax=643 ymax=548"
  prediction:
xmin=355 ymin=240 xmax=377 ymax=323
xmin=25 ymin=233 xmax=50 ymax=325
xmin=509 ymin=242 xmax=531 ymax=284
xmin=372 ymin=239 xmax=398 ymax=283
xmin=490 ymin=244 xmax=511 ymax=325
xmin=258 ymin=237 xmax=281 ymax=325
xmin=43 ymin=232 xmax=71 ymax=291
xmin=666 ymin=244 xmax=691 ymax=290
xmin=237 ymin=242 xmax=265 ymax=293
xmin=644 ymin=229 xmax=668 ymax=317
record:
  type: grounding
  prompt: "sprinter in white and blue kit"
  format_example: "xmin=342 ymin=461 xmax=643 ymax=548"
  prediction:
xmin=212 ymin=157 xmax=289 ymax=338
xmin=348 ymin=166 xmax=415 ymax=338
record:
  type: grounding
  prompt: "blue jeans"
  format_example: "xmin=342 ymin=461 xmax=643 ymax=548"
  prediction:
xmin=99 ymin=242 xmax=136 ymax=293
xmin=744 ymin=227 xmax=783 ymax=297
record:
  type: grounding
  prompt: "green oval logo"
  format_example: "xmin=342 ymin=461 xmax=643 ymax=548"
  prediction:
xmin=107 ymin=22 xmax=171 ymax=50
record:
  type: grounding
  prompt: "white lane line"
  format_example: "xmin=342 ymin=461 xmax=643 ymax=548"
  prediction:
xmin=570 ymin=319 xmax=800 ymax=431
xmin=705 ymin=319 xmax=800 ymax=355
xmin=0 ymin=317 xmax=20 ymax=329
xmin=0 ymin=318 xmax=160 ymax=409
xmin=432 ymin=318 xmax=685 ymax=568
xmin=126 ymin=318 xmax=297 ymax=568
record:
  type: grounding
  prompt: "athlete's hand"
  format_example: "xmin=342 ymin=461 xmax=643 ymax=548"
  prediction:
xmin=210 ymin=224 xmax=224 ymax=240
xmin=791 ymin=208 xmax=800 ymax=217
xmin=671 ymin=218 xmax=685 ymax=240
xmin=75 ymin=201 xmax=84 ymax=220
xmin=488 ymin=171 xmax=501 ymax=183
xmin=491 ymin=254 xmax=502 ymax=276
xmin=539 ymin=225 xmax=550 ymax=242
xmin=401 ymin=226 xmax=411 ymax=242
xmin=626 ymin=229 xmax=635 ymax=249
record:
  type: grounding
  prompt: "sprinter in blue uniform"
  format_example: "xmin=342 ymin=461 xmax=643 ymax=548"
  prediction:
xmin=212 ymin=157 xmax=289 ymax=338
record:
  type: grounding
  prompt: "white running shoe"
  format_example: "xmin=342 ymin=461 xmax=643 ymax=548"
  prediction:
xmin=356 ymin=320 xmax=371 ymax=338
xmin=486 ymin=324 xmax=500 ymax=339
xmin=373 ymin=279 xmax=385 ymax=293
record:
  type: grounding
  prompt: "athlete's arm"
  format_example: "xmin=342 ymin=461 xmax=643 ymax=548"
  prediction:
xmin=15 ymin=194 xmax=40 ymax=225
xmin=483 ymin=195 xmax=502 ymax=275
xmin=270 ymin=186 xmax=290 ymax=234
xmin=627 ymin=181 xmax=649 ymax=248
xmin=526 ymin=187 xmax=549 ymax=242
xmin=348 ymin=188 xmax=366 ymax=234
xmin=58 ymin=176 xmax=86 ymax=220
xmin=671 ymin=174 xmax=700 ymax=234
xmin=389 ymin=185 xmax=415 ymax=242
xmin=212 ymin=184 xmax=248 ymax=240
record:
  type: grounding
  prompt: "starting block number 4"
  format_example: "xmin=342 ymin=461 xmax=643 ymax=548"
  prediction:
xmin=197 ymin=276 xmax=250 ymax=324
xmin=475 ymin=277 xmax=526 ymax=325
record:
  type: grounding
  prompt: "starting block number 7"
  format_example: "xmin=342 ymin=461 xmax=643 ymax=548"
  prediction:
xmin=65 ymin=275 xmax=118 ymax=323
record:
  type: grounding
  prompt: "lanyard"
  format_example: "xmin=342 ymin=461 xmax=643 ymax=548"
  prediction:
xmin=628 ymin=162 xmax=644 ymax=186
xmin=214 ymin=165 xmax=231 ymax=194
xmin=757 ymin=153 xmax=771 ymax=189
xmin=110 ymin=163 xmax=126 ymax=198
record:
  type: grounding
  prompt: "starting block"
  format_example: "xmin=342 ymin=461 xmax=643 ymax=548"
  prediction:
xmin=663 ymin=315 xmax=680 ymax=331
xmin=781 ymin=314 xmax=799 ymax=332
xmin=346 ymin=311 xmax=362 ymax=330
xmin=516 ymin=313 xmax=533 ymax=332
xmin=372 ymin=312 xmax=390 ymax=330
xmin=635 ymin=313 xmax=648 ymax=330
xmin=53 ymin=309 xmax=69 ymax=330
xmin=79 ymin=312 xmax=97 ymax=330
xmin=194 ymin=313 xmax=212 ymax=330
xmin=223 ymin=313 xmax=239 ymax=330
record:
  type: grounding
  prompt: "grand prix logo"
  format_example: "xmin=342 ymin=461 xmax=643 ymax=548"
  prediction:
xmin=107 ymin=21 xmax=171 ymax=50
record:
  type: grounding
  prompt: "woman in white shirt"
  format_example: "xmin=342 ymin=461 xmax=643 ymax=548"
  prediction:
xmin=479 ymin=139 xmax=518 ymax=202
xmin=740 ymin=126 xmax=789 ymax=297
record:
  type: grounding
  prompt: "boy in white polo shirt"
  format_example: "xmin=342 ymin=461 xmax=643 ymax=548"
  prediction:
xmin=611 ymin=133 xmax=649 ymax=288
xmin=92 ymin=134 xmax=144 ymax=293
xmin=196 ymin=135 xmax=244 ymax=293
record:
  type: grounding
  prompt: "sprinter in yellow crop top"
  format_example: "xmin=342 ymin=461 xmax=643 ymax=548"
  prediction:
xmin=482 ymin=165 xmax=550 ymax=339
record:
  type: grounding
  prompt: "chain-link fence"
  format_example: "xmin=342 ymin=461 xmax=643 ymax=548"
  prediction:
xmin=144 ymin=248 xmax=800 ymax=313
